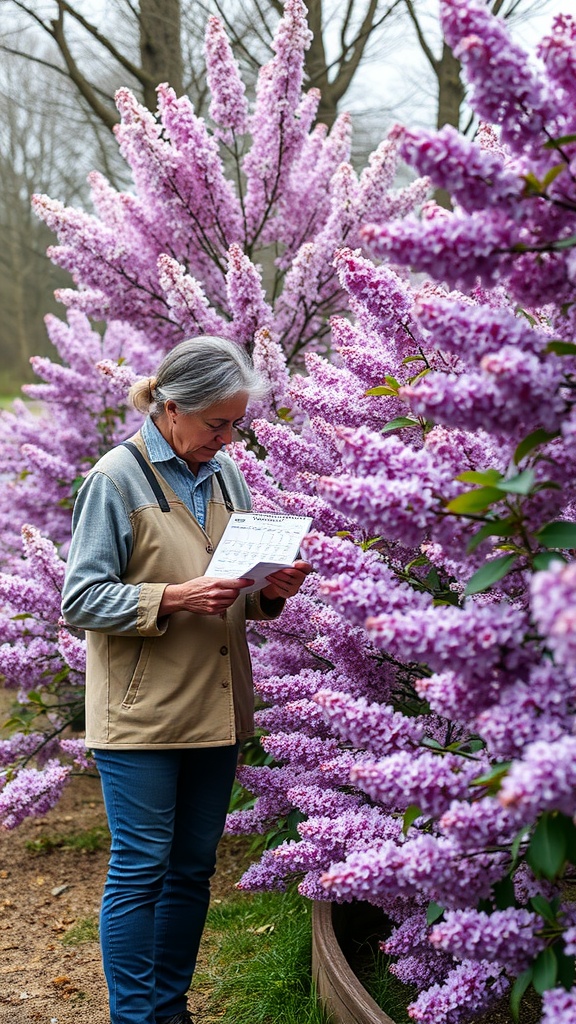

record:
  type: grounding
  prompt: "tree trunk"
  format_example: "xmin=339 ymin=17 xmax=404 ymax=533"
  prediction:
xmin=139 ymin=0 xmax=183 ymax=107
xmin=436 ymin=41 xmax=464 ymax=131
xmin=304 ymin=1 xmax=339 ymax=127
xmin=435 ymin=41 xmax=465 ymax=207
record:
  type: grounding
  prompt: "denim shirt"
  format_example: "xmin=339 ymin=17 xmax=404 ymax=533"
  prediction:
xmin=141 ymin=416 xmax=221 ymax=529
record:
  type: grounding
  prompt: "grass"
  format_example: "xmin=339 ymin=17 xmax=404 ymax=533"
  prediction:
xmin=25 ymin=824 xmax=110 ymax=856
xmin=195 ymin=886 xmax=329 ymax=1024
xmin=355 ymin=945 xmax=417 ymax=1024
xmin=62 ymin=915 xmax=100 ymax=945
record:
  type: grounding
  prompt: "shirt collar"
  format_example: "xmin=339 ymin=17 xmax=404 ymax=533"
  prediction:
xmin=142 ymin=416 xmax=221 ymax=481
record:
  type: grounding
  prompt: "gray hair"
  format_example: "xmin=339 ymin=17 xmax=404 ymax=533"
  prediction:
xmin=129 ymin=336 xmax=269 ymax=416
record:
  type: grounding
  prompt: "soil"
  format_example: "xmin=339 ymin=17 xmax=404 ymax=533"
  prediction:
xmin=0 ymin=775 xmax=253 ymax=1024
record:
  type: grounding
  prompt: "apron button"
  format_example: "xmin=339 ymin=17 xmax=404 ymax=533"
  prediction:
xmin=206 ymin=545 xmax=214 ymax=554
xmin=220 ymin=645 xmax=228 ymax=656
xmin=221 ymin=680 xmax=229 ymax=688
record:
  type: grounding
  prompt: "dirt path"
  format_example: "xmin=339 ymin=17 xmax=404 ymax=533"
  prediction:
xmin=0 ymin=775 xmax=251 ymax=1024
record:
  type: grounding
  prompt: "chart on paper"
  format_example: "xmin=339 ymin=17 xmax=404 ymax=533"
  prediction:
xmin=204 ymin=512 xmax=313 ymax=593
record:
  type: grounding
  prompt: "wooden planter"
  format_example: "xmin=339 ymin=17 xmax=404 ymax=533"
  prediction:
xmin=312 ymin=901 xmax=396 ymax=1024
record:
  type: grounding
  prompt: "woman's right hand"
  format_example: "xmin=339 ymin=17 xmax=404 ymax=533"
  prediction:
xmin=158 ymin=576 xmax=253 ymax=617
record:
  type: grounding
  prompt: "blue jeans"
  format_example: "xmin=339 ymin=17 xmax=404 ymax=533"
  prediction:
xmin=94 ymin=745 xmax=239 ymax=1024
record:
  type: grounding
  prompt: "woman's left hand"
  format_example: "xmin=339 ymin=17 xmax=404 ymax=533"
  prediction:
xmin=261 ymin=559 xmax=313 ymax=601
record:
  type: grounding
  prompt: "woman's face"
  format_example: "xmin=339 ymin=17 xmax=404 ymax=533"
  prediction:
xmin=161 ymin=392 xmax=248 ymax=472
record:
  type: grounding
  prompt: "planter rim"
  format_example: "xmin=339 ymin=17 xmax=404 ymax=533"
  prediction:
xmin=312 ymin=900 xmax=397 ymax=1024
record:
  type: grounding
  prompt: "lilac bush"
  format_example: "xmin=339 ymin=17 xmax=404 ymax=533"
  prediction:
xmin=2 ymin=0 xmax=576 ymax=1021
xmin=0 ymin=0 xmax=423 ymax=834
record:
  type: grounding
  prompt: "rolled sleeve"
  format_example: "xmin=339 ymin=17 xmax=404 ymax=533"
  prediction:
xmin=137 ymin=583 xmax=170 ymax=636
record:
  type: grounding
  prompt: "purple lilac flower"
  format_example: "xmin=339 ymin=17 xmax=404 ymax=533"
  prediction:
xmin=226 ymin=244 xmax=273 ymax=346
xmin=313 ymin=690 xmax=425 ymax=752
xmin=430 ymin=908 xmax=544 ymax=973
xmin=242 ymin=0 xmax=312 ymax=237
xmin=0 ymin=760 xmax=71 ymax=829
xmin=157 ymin=254 xmax=229 ymax=338
xmin=397 ymin=124 xmax=522 ymax=213
xmin=408 ymin=959 xmax=508 ymax=1024
xmin=204 ymin=16 xmax=249 ymax=142
xmin=541 ymin=986 xmax=576 ymax=1024
xmin=531 ymin=561 xmax=576 ymax=669
xmin=500 ymin=736 xmax=576 ymax=818
xmin=439 ymin=797 xmax=524 ymax=852
xmin=440 ymin=0 xmax=558 ymax=150
xmin=351 ymin=751 xmax=480 ymax=817
xmin=390 ymin=951 xmax=452 ymax=992
xmin=538 ymin=15 xmax=576 ymax=106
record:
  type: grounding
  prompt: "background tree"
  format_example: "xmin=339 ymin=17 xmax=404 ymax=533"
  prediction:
xmin=0 ymin=52 xmax=95 ymax=384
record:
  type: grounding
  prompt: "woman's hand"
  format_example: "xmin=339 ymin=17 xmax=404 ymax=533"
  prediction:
xmin=159 ymin=576 xmax=254 ymax=617
xmin=261 ymin=559 xmax=313 ymax=601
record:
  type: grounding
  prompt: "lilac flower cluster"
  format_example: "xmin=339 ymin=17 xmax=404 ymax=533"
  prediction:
xmin=429 ymin=908 xmax=545 ymax=973
xmin=2 ymin=2 xmax=576 ymax=1020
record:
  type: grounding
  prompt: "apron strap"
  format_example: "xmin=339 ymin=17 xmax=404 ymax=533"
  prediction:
xmin=121 ymin=441 xmax=171 ymax=513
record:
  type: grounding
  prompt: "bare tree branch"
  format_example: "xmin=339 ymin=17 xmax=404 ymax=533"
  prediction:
xmin=402 ymin=0 xmax=438 ymax=72
xmin=58 ymin=1 xmax=155 ymax=86
xmin=50 ymin=4 xmax=119 ymax=130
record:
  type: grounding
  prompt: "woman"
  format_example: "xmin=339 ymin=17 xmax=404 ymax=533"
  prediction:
xmin=62 ymin=336 xmax=311 ymax=1024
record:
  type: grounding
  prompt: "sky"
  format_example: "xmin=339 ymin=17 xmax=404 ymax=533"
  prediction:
xmin=339 ymin=0 xmax=569 ymax=142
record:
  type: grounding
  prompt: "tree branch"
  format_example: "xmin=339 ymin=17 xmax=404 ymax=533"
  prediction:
xmin=329 ymin=0 xmax=401 ymax=105
xmin=51 ymin=4 xmax=119 ymax=131
xmin=402 ymin=0 xmax=438 ymax=73
xmin=58 ymin=1 xmax=155 ymax=86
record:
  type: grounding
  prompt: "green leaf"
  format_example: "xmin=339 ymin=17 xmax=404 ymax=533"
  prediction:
xmin=408 ymin=367 xmax=431 ymax=385
xmin=510 ymin=968 xmax=533 ymax=1022
xmin=26 ymin=692 xmax=45 ymax=707
xmin=545 ymin=340 xmax=576 ymax=356
xmin=538 ymin=520 xmax=576 ymax=549
xmin=385 ymin=375 xmax=400 ymax=388
xmin=514 ymin=427 xmax=559 ymax=464
xmin=471 ymin=761 xmax=511 ymax=794
xmin=542 ymin=164 xmax=566 ymax=188
xmin=526 ymin=812 xmax=567 ymax=881
xmin=425 ymin=567 xmax=440 ymax=589
xmin=494 ymin=469 xmax=535 ymax=495
xmin=544 ymin=133 xmax=576 ymax=148
xmin=533 ymin=551 xmax=567 ymax=571
xmin=421 ymin=737 xmax=444 ymax=751
xmin=405 ymin=555 xmax=429 ymax=571
xmin=402 ymin=355 xmax=427 ymax=364
xmin=493 ymin=875 xmax=516 ymax=910
xmin=466 ymin=520 xmax=516 ymax=554
xmin=529 ymin=895 xmax=558 ymax=925
xmin=365 ymin=386 xmax=398 ymax=397
xmin=464 ymin=554 xmax=518 ymax=596
xmin=456 ymin=469 xmax=503 ymax=485
xmin=426 ymin=901 xmax=444 ymax=926
xmin=510 ymin=823 xmax=532 ymax=863
xmin=556 ymin=950 xmax=575 ymax=990
xmin=564 ymin=814 xmax=576 ymax=865
xmin=533 ymin=947 xmax=557 ymax=995
xmin=552 ymin=234 xmax=576 ymax=251
xmin=381 ymin=416 xmax=419 ymax=433
xmin=402 ymin=805 xmax=422 ymax=835
xmin=446 ymin=486 xmax=503 ymax=514
xmin=522 ymin=171 xmax=542 ymax=194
